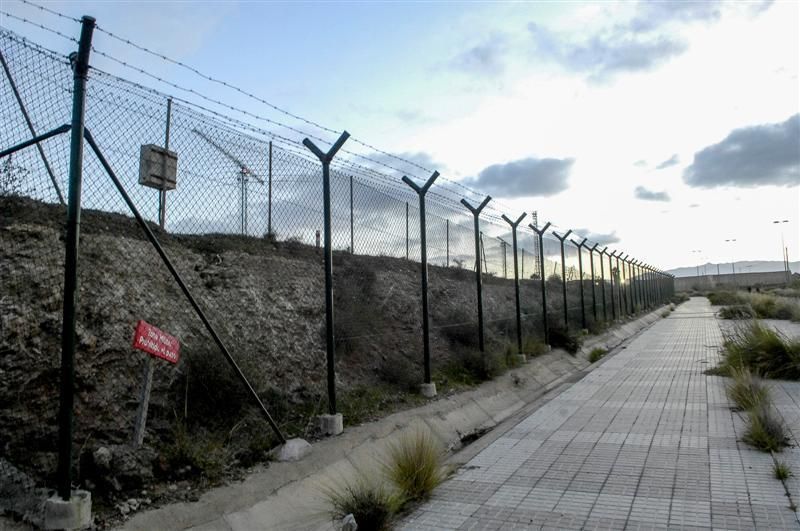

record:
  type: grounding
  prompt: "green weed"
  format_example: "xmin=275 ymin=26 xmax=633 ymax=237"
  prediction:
xmin=725 ymin=366 xmax=770 ymax=411
xmin=322 ymin=472 xmax=402 ymax=531
xmin=717 ymin=321 xmax=800 ymax=380
xmin=384 ymin=428 xmax=447 ymax=502
xmin=707 ymin=291 xmax=745 ymax=306
xmin=588 ymin=347 xmax=608 ymax=363
xmin=773 ymin=461 xmax=792 ymax=480
xmin=742 ymin=404 xmax=789 ymax=452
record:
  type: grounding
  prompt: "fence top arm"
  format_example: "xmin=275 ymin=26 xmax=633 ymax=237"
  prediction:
xmin=403 ymin=171 xmax=440 ymax=196
xmin=552 ymin=229 xmax=573 ymax=242
xmin=461 ymin=195 xmax=491 ymax=215
xmin=302 ymin=131 xmax=350 ymax=163
xmin=501 ymin=212 xmax=527 ymax=227
xmin=570 ymin=236 xmax=588 ymax=248
xmin=528 ymin=221 xmax=551 ymax=235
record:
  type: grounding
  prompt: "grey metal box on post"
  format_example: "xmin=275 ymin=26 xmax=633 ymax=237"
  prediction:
xmin=138 ymin=144 xmax=177 ymax=190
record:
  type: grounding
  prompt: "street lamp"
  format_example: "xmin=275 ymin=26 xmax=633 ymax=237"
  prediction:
xmin=691 ymin=250 xmax=703 ymax=277
xmin=772 ymin=220 xmax=790 ymax=282
xmin=724 ymin=239 xmax=737 ymax=286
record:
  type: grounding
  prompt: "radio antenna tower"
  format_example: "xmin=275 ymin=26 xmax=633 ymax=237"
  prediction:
xmin=532 ymin=210 xmax=540 ymax=277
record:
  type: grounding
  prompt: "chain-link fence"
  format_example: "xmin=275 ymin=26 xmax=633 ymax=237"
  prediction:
xmin=0 ymin=25 xmax=671 ymax=516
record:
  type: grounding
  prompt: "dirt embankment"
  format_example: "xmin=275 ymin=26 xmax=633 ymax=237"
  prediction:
xmin=2 ymin=196 xmax=544 ymax=523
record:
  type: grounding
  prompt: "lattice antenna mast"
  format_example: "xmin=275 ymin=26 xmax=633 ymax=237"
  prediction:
xmin=532 ymin=210 xmax=541 ymax=277
xmin=192 ymin=128 xmax=263 ymax=235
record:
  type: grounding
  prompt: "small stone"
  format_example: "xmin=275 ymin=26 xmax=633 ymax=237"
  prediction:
xmin=342 ymin=513 xmax=357 ymax=531
xmin=93 ymin=446 xmax=112 ymax=470
xmin=168 ymin=484 xmax=178 ymax=491
xmin=270 ymin=438 xmax=312 ymax=462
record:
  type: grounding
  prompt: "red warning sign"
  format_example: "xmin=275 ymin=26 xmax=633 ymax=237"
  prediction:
xmin=132 ymin=320 xmax=180 ymax=364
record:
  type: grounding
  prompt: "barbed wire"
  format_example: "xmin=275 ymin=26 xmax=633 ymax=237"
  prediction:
xmin=0 ymin=8 xmax=78 ymax=45
xmin=1 ymin=19 xmax=610 ymax=251
xmin=9 ymin=0 xmax=524 ymax=214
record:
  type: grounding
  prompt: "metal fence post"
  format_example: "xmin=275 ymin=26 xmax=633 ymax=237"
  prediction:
xmin=627 ymin=258 xmax=635 ymax=312
xmin=461 ymin=196 xmax=491 ymax=352
xmin=499 ymin=237 xmax=508 ymax=278
xmin=405 ymin=201 xmax=409 ymax=260
xmin=531 ymin=222 xmax=552 ymax=344
xmin=552 ymin=230 xmax=573 ymax=329
xmin=608 ymin=251 xmax=617 ymax=320
xmin=502 ymin=213 xmax=527 ymax=354
xmin=349 ymin=175 xmax=354 ymax=253
xmin=302 ymin=131 xmax=350 ymax=416
xmin=0 ymin=49 xmax=65 ymax=205
xmin=621 ymin=254 xmax=629 ymax=316
xmin=268 ymin=141 xmax=273 ymax=237
xmin=570 ymin=237 xmax=588 ymax=329
xmin=614 ymin=252 xmax=623 ymax=317
xmin=403 ymin=172 xmax=440 ymax=392
xmin=589 ymin=243 xmax=598 ymax=322
xmin=599 ymin=247 xmax=608 ymax=321
xmin=57 ymin=15 xmax=95 ymax=502
xmin=158 ymin=98 xmax=172 ymax=230
xmin=446 ymin=219 xmax=449 ymax=267
xmin=521 ymin=248 xmax=525 ymax=278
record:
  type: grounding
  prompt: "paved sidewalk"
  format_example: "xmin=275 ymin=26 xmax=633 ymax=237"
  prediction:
xmin=400 ymin=298 xmax=800 ymax=530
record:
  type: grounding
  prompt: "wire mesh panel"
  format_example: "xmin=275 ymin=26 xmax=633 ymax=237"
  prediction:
xmin=0 ymin=21 xmax=672 ymax=518
xmin=0 ymin=30 xmax=71 ymax=499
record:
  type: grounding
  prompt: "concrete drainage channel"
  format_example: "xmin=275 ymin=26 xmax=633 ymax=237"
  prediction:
xmin=119 ymin=307 xmax=668 ymax=531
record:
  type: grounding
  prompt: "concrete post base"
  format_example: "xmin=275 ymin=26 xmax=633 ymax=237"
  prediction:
xmin=420 ymin=383 xmax=437 ymax=398
xmin=545 ymin=344 xmax=552 ymax=352
xmin=514 ymin=354 xmax=527 ymax=365
xmin=317 ymin=413 xmax=343 ymax=436
xmin=44 ymin=490 xmax=91 ymax=530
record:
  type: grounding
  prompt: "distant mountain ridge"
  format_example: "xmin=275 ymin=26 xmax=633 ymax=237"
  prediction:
xmin=667 ymin=260 xmax=799 ymax=278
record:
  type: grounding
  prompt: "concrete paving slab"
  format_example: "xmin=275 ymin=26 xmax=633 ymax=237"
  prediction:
xmin=400 ymin=298 xmax=800 ymax=530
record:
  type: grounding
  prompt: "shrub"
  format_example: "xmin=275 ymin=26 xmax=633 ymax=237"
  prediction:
xmin=670 ymin=293 xmax=690 ymax=305
xmin=160 ymin=422 xmax=227 ymax=480
xmin=442 ymin=348 xmax=505 ymax=385
xmin=588 ymin=320 xmax=609 ymax=335
xmin=548 ymin=327 xmax=582 ymax=354
xmin=774 ymin=461 xmax=792 ymax=480
xmin=322 ymin=473 xmax=401 ymax=531
xmin=523 ymin=337 xmax=548 ymax=358
xmin=437 ymin=310 xmax=478 ymax=347
xmin=707 ymin=291 xmax=744 ymax=306
xmin=377 ymin=355 xmax=419 ymax=392
xmin=338 ymin=386 xmax=392 ymax=426
xmin=718 ymin=321 xmax=800 ymax=380
xmin=725 ymin=366 xmax=770 ymax=411
xmin=746 ymin=294 xmax=800 ymax=321
xmin=385 ymin=428 xmax=447 ymax=502
xmin=660 ymin=309 xmax=671 ymax=318
xmin=743 ymin=403 xmax=789 ymax=452
xmin=588 ymin=347 xmax=607 ymax=363
xmin=719 ymin=304 xmax=756 ymax=320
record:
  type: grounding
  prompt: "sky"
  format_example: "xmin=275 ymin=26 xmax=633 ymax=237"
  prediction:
xmin=1 ymin=0 xmax=798 ymax=271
